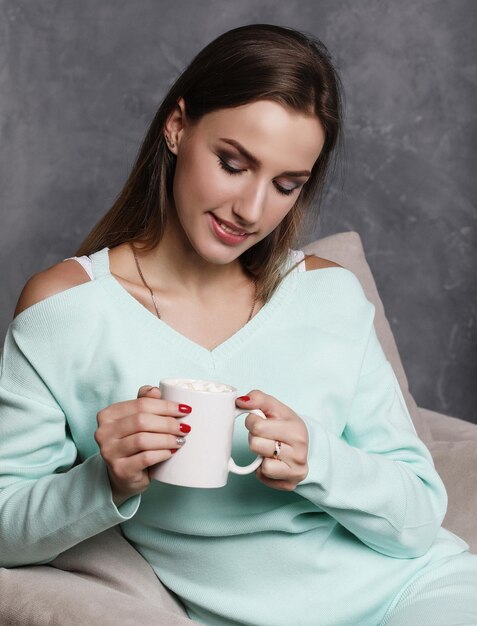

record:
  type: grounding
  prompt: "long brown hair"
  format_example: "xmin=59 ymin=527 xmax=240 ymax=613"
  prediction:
xmin=75 ymin=23 xmax=343 ymax=302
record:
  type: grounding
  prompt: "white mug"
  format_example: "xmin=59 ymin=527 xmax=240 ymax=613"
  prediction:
xmin=149 ymin=378 xmax=266 ymax=488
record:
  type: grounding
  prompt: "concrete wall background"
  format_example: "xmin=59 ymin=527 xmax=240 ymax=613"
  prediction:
xmin=1 ymin=0 xmax=476 ymax=422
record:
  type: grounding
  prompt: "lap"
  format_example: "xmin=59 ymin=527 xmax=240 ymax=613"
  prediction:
xmin=381 ymin=551 xmax=477 ymax=626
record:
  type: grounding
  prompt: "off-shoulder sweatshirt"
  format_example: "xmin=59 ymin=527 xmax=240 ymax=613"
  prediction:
xmin=0 ymin=247 xmax=469 ymax=626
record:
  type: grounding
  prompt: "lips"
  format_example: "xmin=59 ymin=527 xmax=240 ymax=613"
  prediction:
xmin=211 ymin=214 xmax=252 ymax=235
xmin=209 ymin=213 xmax=253 ymax=245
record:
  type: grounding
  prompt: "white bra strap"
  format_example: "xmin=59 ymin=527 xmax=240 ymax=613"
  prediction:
xmin=288 ymin=249 xmax=306 ymax=272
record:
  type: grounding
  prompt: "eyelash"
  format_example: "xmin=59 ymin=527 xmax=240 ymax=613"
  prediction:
xmin=217 ymin=157 xmax=297 ymax=197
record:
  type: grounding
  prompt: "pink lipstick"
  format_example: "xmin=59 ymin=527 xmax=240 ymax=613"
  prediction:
xmin=209 ymin=213 xmax=252 ymax=246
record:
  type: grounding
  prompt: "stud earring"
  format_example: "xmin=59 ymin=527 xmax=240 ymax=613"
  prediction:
xmin=165 ymin=134 xmax=176 ymax=150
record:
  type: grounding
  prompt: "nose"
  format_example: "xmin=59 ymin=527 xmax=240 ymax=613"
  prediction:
xmin=231 ymin=180 xmax=267 ymax=228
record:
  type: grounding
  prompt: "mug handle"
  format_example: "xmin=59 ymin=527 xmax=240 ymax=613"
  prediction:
xmin=228 ymin=408 xmax=267 ymax=475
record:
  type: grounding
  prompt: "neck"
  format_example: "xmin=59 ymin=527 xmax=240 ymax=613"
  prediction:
xmin=133 ymin=216 xmax=252 ymax=299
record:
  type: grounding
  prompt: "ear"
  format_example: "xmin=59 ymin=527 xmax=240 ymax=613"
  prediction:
xmin=164 ymin=97 xmax=188 ymax=152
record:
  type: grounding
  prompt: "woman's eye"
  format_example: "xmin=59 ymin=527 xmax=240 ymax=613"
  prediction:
xmin=276 ymin=185 xmax=296 ymax=196
xmin=217 ymin=157 xmax=299 ymax=197
xmin=217 ymin=157 xmax=243 ymax=175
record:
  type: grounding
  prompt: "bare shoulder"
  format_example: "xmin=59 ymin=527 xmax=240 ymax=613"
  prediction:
xmin=304 ymin=255 xmax=343 ymax=271
xmin=13 ymin=259 xmax=91 ymax=319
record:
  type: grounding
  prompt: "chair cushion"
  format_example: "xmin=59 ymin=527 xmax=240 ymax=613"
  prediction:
xmin=0 ymin=526 xmax=196 ymax=625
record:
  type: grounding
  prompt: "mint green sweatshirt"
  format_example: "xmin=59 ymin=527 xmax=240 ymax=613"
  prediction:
xmin=0 ymin=247 xmax=469 ymax=626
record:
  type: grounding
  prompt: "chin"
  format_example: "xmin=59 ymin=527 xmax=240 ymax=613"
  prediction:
xmin=199 ymin=247 xmax=242 ymax=265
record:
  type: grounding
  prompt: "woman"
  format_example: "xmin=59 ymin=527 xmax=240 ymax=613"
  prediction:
xmin=1 ymin=23 xmax=476 ymax=626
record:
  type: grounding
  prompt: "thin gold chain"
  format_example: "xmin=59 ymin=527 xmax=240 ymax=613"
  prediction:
xmin=129 ymin=242 xmax=258 ymax=324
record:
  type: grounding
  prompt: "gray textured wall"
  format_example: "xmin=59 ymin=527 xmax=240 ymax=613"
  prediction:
xmin=1 ymin=1 xmax=476 ymax=423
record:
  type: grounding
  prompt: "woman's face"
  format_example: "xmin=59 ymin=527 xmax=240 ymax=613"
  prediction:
xmin=166 ymin=97 xmax=325 ymax=265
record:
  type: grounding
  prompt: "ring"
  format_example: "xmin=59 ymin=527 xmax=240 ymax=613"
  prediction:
xmin=273 ymin=440 xmax=282 ymax=460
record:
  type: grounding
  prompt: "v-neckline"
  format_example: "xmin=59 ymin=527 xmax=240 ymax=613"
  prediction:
xmin=91 ymin=247 xmax=299 ymax=363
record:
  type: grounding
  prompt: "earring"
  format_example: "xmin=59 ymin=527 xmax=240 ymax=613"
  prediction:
xmin=165 ymin=134 xmax=176 ymax=150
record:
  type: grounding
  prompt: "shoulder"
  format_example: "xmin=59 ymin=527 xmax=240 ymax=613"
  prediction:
xmin=296 ymin=254 xmax=374 ymax=339
xmin=303 ymin=255 xmax=343 ymax=271
xmin=14 ymin=259 xmax=91 ymax=320
xmin=302 ymin=254 xmax=368 ymax=305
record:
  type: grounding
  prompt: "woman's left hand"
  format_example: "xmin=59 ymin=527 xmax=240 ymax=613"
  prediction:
xmin=236 ymin=390 xmax=309 ymax=491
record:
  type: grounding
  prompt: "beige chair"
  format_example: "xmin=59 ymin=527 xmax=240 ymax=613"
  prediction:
xmin=1 ymin=231 xmax=476 ymax=625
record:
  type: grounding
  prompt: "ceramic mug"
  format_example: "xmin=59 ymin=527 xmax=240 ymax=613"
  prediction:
xmin=149 ymin=377 xmax=266 ymax=488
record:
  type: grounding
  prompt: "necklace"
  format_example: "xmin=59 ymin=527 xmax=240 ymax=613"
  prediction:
xmin=129 ymin=242 xmax=258 ymax=324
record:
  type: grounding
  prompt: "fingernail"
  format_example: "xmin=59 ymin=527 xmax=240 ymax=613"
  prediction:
xmin=170 ymin=448 xmax=178 ymax=454
xmin=237 ymin=395 xmax=250 ymax=402
xmin=175 ymin=436 xmax=186 ymax=445
xmin=179 ymin=404 xmax=192 ymax=413
xmin=179 ymin=423 xmax=191 ymax=433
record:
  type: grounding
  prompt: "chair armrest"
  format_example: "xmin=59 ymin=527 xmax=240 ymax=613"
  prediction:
xmin=419 ymin=407 xmax=477 ymax=554
xmin=419 ymin=407 xmax=477 ymax=443
xmin=429 ymin=439 xmax=477 ymax=555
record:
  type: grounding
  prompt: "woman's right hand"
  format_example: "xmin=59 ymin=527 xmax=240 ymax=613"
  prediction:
xmin=94 ymin=385 xmax=192 ymax=506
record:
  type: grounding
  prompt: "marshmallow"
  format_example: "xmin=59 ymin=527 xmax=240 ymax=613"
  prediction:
xmin=168 ymin=378 xmax=232 ymax=393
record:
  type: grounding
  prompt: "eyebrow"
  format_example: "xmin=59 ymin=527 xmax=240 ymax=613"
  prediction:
xmin=218 ymin=138 xmax=311 ymax=178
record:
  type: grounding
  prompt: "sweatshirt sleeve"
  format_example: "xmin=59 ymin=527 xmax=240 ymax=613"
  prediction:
xmin=0 ymin=315 xmax=141 ymax=567
xmin=294 ymin=309 xmax=449 ymax=559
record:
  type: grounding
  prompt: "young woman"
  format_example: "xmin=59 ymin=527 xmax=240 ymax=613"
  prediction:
xmin=1 ymin=24 xmax=476 ymax=626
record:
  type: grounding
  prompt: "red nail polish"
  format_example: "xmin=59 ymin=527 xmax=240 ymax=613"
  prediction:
xmin=179 ymin=404 xmax=192 ymax=413
xmin=237 ymin=395 xmax=250 ymax=402
xmin=170 ymin=449 xmax=178 ymax=454
xmin=179 ymin=423 xmax=191 ymax=433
